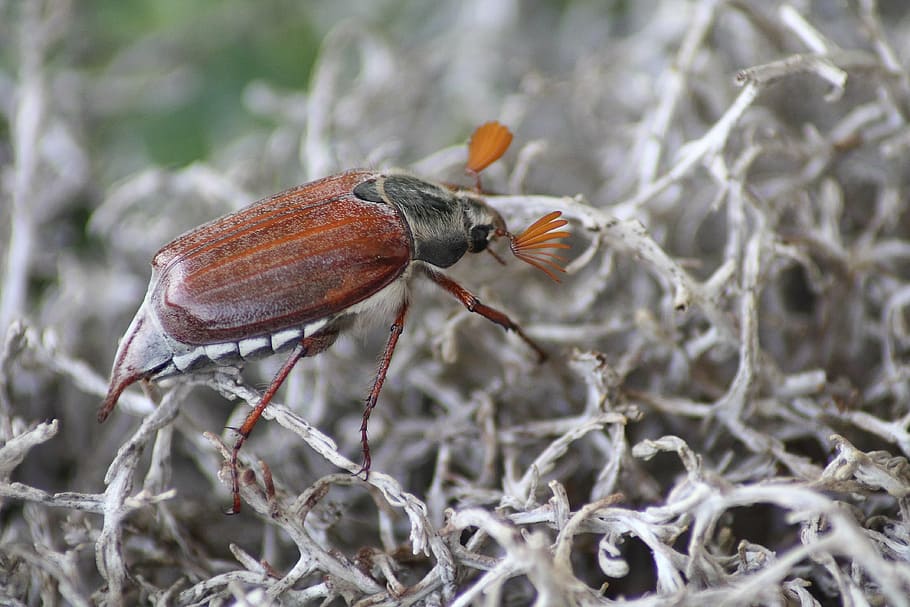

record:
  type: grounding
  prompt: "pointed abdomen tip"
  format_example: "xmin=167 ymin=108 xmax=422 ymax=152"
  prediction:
xmin=98 ymin=382 xmax=125 ymax=423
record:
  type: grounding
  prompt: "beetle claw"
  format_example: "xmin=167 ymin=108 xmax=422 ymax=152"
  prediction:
xmin=353 ymin=455 xmax=372 ymax=480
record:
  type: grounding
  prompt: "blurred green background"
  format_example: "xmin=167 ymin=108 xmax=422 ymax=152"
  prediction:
xmin=80 ymin=1 xmax=322 ymax=166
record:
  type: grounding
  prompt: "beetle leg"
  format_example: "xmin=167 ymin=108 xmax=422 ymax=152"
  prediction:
xmin=420 ymin=266 xmax=547 ymax=362
xmin=356 ymin=301 xmax=409 ymax=479
xmin=227 ymin=327 xmax=339 ymax=515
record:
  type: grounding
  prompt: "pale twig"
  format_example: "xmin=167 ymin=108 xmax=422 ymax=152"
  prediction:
xmin=1 ymin=0 xmax=46 ymax=331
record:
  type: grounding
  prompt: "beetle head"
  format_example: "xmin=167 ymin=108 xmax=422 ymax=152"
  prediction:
xmin=462 ymin=121 xmax=570 ymax=281
xmin=461 ymin=194 xmax=507 ymax=254
xmin=462 ymin=194 xmax=570 ymax=282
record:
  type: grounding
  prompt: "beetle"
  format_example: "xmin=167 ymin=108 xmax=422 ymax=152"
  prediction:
xmin=98 ymin=122 xmax=569 ymax=513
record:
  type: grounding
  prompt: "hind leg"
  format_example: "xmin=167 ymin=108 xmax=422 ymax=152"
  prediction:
xmin=227 ymin=328 xmax=339 ymax=514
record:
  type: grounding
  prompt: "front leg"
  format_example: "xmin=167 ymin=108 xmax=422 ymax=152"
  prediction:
xmin=419 ymin=265 xmax=547 ymax=362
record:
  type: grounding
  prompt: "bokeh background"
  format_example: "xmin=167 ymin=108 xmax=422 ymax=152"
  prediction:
xmin=3 ymin=0 xmax=910 ymax=605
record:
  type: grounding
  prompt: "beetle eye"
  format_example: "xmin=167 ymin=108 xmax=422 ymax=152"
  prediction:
xmin=469 ymin=225 xmax=492 ymax=252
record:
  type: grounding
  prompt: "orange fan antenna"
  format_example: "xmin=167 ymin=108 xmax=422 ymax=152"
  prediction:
xmin=508 ymin=211 xmax=570 ymax=282
xmin=467 ymin=121 xmax=513 ymax=175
